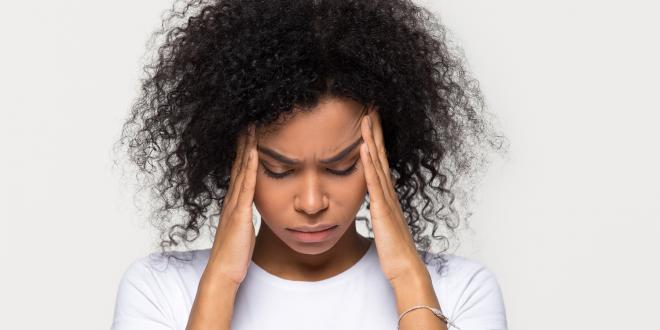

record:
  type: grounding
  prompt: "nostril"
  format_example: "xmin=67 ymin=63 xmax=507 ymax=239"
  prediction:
xmin=293 ymin=195 xmax=329 ymax=215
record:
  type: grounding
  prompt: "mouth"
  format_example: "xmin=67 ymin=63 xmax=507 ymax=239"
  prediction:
xmin=288 ymin=224 xmax=337 ymax=233
xmin=286 ymin=225 xmax=339 ymax=243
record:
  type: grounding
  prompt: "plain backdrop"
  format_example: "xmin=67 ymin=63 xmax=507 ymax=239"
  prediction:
xmin=1 ymin=0 xmax=658 ymax=329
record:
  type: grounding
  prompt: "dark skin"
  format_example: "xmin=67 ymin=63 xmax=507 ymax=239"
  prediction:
xmin=186 ymin=96 xmax=448 ymax=329
xmin=252 ymin=221 xmax=372 ymax=281
xmin=251 ymin=97 xmax=372 ymax=280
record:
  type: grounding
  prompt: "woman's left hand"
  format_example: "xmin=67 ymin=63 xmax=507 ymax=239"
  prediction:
xmin=359 ymin=106 xmax=428 ymax=284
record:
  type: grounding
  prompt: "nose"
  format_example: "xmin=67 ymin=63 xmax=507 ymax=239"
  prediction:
xmin=294 ymin=171 xmax=328 ymax=215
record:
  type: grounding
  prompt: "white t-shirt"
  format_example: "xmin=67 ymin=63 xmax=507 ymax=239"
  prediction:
xmin=111 ymin=241 xmax=507 ymax=330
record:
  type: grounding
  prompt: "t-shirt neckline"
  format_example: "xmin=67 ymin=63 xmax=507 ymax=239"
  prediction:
xmin=247 ymin=240 xmax=375 ymax=290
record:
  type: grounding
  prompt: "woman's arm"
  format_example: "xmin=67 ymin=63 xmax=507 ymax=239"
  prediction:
xmin=186 ymin=125 xmax=259 ymax=330
xmin=186 ymin=266 xmax=240 ymax=330
xmin=391 ymin=265 xmax=448 ymax=330
xmin=359 ymin=110 xmax=449 ymax=329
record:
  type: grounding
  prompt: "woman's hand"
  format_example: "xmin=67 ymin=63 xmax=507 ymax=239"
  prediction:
xmin=187 ymin=125 xmax=258 ymax=330
xmin=207 ymin=124 xmax=259 ymax=286
xmin=359 ymin=107 xmax=428 ymax=284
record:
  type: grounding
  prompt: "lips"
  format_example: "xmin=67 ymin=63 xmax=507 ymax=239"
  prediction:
xmin=287 ymin=224 xmax=337 ymax=233
xmin=287 ymin=225 xmax=339 ymax=243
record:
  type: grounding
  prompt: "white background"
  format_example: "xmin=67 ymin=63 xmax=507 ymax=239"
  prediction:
xmin=1 ymin=1 xmax=658 ymax=329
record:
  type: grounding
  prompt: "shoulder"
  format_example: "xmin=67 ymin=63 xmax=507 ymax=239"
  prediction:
xmin=111 ymin=249 xmax=211 ymax=330
xmin=422 ymin=253 xmax=509 ymax=329
xmin=424 ymin=253 xmax=498 ymax=283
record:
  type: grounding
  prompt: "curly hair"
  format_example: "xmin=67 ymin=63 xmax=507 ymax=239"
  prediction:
xmin=116 ymin=0 xmax=506 ymax=269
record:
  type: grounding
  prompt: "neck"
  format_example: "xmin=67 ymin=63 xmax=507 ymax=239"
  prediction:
xmin=251 ymin=219 xmax=372 ymax=281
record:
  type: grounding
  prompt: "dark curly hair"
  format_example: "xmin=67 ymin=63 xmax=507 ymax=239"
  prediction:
xmin=116 ymin=0 xmax=506 ymax=269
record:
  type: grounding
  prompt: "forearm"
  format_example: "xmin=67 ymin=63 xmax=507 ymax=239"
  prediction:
xmin=186 ymin=267 xmax=240 ymax=330
xmin=391 ymin=265 xmax=448 ymax=330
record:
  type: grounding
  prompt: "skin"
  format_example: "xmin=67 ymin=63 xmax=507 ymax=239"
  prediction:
xmin=251 ymin=96 xmax=372 ymax=280
xmin=186 ymin=96 xmax=448 ymax=330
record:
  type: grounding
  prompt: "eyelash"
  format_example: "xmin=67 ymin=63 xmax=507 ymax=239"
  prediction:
xmin=262 ymin=161 xmax=359 ymax=180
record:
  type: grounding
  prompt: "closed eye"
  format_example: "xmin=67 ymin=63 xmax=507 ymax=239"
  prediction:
xmin=262 ymin=160 xmax=359 ymax=180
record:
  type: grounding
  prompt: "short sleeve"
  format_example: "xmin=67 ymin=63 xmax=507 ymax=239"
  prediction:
xmin=447 ymin=259 xmax=508 ymax=330
xmin=111 ymin=257 xmax=176 ymax=330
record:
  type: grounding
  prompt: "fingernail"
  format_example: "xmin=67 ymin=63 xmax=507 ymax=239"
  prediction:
xmin=367 ymin=117 xmax=372 ymax=129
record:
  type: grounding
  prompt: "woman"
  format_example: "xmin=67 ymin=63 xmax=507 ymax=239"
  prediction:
xmin=112 ymin=0 xmax=507 ymax=329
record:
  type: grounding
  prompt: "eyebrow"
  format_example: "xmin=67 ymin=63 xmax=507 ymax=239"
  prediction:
xmin=257 ymin=137 xmax=364 ymax=165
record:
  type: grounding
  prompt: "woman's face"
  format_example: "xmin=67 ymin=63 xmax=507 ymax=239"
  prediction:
xmin=253 ymin=97 xmax=368 ymax=255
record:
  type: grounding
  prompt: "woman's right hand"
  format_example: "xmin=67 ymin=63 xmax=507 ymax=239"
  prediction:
xmin=206 ymin=124 xmax=259 ymax=286
xmin=186 ymin=126 xmax=258 ymax=330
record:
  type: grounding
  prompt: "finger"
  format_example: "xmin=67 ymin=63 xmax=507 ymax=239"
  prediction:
xmin=230 ymin=128 xmax=248 ymax=183
xmin=222 ymin=127 xmax=248 ymax=211
xmin=367 ymin=109 xmax=397 ymax=202
xmin=367 ymin=107 xmax=392 ymax=185
xmin=236 ymin=142 xmax=258 ymax=211
xmin=361 ymin=115 xmax=395 ymax=205
xmin=360 ymin=141 xmax=388 ymax=213
xmin=227 ymin=125 xmax=254 ymax=211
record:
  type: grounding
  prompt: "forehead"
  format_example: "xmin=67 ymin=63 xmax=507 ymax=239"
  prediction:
xmin=258 ymin=98 xmax=365 ymax=152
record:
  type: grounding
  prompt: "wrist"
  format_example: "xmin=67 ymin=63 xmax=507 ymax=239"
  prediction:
xmin=200 ymin=268 xmax=242 ymax=293
xmin=187 ymin=267 xmax=240 ymax=330
xmin=389 ymin=262 xmax=431 ymax=291
xmin=390 ymin=265 xmax=440 ymax=313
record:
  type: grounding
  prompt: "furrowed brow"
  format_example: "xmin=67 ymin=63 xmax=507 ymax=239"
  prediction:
xmin=319 ymin=137 xmax=363 ymax=164
xmin=257 ymin=146 xmax=300 ymax=165
xmin=257 ymin=137 xmax=363 ymax=165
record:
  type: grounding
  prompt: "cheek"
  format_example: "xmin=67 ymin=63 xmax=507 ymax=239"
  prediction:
xmin=328 ymin=169 xmax=368 ymax=221
xmin=339 ymin=170 xmax=367 ymax=203
xmin=350 ymin=161 xmax=368 ymax=194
